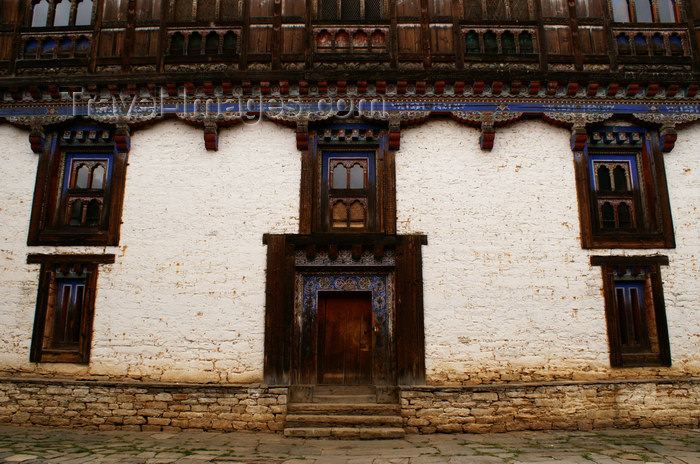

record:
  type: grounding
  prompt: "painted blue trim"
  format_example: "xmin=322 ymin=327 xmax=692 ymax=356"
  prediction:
xmin=588 ymin=153 xmax=639 ymax=191
xmin=2 ymin=100 xmax=699 ymax=118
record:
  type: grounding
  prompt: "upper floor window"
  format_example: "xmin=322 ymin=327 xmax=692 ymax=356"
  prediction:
xmin=28 ymin=125 xmax=129 ymax=246
xmin=300 ymin=124 xmax=396 ymax=234
xmin=328 ymin=157 xmax=370 ymax=229
xmin=30 ymin=0 xmax=94 ymax=27
xmin=610 ymin=0 xmax=679 ymax=22
xmin=573 ymin=126 xmax=675 ymax=249
xmin=319 ymin=0 xmax=385 ymax=20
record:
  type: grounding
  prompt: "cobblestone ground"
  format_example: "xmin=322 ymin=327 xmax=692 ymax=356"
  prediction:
xmin=0 ymin=426 xmax=698 ymax=464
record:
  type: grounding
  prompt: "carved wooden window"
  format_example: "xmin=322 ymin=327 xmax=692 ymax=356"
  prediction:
xmin=28 ymin=126 xmax=129 ymax=246
xmin=573 ymin=127 xmax=675 ymax=249
xmin=319 ymin=0 xmax=385 ymax=20
xmin=28 ymin=254 xmax=114 ymax=364
xmin=591 ymin=256 xmax=671 ymax=368
xmin=30 ymin=0 xmax=94 ymax=27
xmin=610 ymin=0 xmax=679 ymax=22
xmin=172 ymin=0 xmax=241 ymax=22
xmin=463 ymin=0 xmax=535 ymax=20
xmin=326 ymin=156 xmax=372 ymax=230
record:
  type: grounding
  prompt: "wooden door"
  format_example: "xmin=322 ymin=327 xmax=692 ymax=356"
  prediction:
xmin=317 ymin=291 xmax=373 ymax=384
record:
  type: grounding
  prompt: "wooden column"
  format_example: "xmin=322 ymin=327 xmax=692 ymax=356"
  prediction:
xmin=395 ymin=234 xmax=427 ymax=385
xmin=263 ymin=234 xmax=295 ymax=385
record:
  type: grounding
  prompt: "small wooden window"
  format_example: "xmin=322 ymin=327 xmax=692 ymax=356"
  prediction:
xmin=29 ymin=254 xmax=115 ymax=364
xmin=573 ymin=127 xmax=675 ymax=249
xmin=591 ymin=255 xmax=671 ymax=368
xmin=328 ymin=158 xmax=369 ymax=230
xmin=610 ymin=0 xmax=680 ymax=22
xmin=319 ymin=0 xmax=386 ymax=20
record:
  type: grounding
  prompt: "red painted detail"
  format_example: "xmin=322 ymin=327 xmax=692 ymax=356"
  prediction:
xmin=222 ymin=81 xmax=232 ymax=94
xmin=389 ymin=131 xmax=400 ymax=150
xmin=666 ymin=84 xmax=679 ymax=97
xmin=29 ymin=135 xmax=44 ymax=153
xmin=473 ymin=81 xmax=484 ymax=94
xmin=567 ymin=82 xmax=579 ymax=96
xmin=607 ymin=83 xmax=619 ymax=96
xmin=203 ymin=82 xmax=214 ymax=94
xmin=529 ymin=81 xmax=540 ymax=95
xmin=242 ymin=81 xmax=252 ymax=95
xmin=296 ymin=132 xmax=309 ymax=151
xmin=415 ymin=80 xmax=426 ymax=94
xmin=204 ymin=131 xmax=218 ymax=151
xmin=546 ymin=81 xmax=558 ymax=95
xmin=687 ymin=84 xmax=698 ymax=98
xmin=492 ymin=81 xmax=503 ymax=95
xmin=279 ymin=81 xmax=289 ymax=95
xmin=454 ymin=81 xmax=465 ymax=94
xmin=337 ymin=80 xmax=347 ymax=93
xmin=510 ymin=81 xmax=522 ymax=94
xmin=435 ymin=81 xmax=445 ymax=94
xmin=48 ymin=85 xmax=59 ymax=99
xmin=357 ymin=80 xmax=367 ymax=93
xmin=480 ymin=130 xmax=495 ymax=150
xmin=587 ymin=83 xmax=599 ymax=97
xmin=376 ymin=80 xmax=386 ymax=93
xmin=299 ymin=81 xmax=309 ymax=95
xmin=647 ymin=84 xmax=659 ymax=97
xmin=660 ymin=129 xmax=677 ymax=153
xmin=626 ymin=83 xmax=639 ymax=97
xmin=397 ymin=80 xmax=407 ymax=94
xmin=571 ymin=131 xmax=588 ymax=151
xmin=114 ymin=134 xmax=130 ymax=153
xmin=29 ymin=86 xmax=40 ymax=99
xmin=184 ymin=82 xmax=195 ymax=93
xmin=166 ymin=83 xmax=177 ymax=96
xmin=261 ymin=81 xmax=271 ymax=95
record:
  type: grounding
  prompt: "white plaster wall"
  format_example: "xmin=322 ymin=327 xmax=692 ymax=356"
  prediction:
xmin=1 ymin=118 xmax=698 ymax=385
xmin=0 ymin=120 xmax=299 ymax=382
xmin=396 ymin=119 xmax=700 ymax=384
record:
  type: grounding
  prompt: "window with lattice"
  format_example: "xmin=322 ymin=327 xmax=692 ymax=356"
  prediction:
xmin=573 ymin=126 xmax=675 ymax=249
xmin=591 ymin=255 xmax=671 ymax=367
xmin=327 ymin=157 xmax=371 ymax=230
xmin=28 ymin=254 xmax=114 ymax=364
xmin=319 ymin=0 xmax=384 ymax=20
xmin=28 ymin=125 xmax=128 ymax=246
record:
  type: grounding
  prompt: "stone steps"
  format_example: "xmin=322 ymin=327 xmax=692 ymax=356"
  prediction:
xmin=286 ymin=413 xmax=404 ymax=428
xmin=284 ymin=426 xmax=406 ymax=439
xmin=284 ymin=386 xmax=405 ymax=439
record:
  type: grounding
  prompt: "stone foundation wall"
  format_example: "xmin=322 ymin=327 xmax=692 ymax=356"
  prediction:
xmin=0 ymin=378 xmax=288 ymax=432
xmin=401 ymin=379 xmax=700 ymax=434
xmin=1 ymin=377 xmax=698 ymax=434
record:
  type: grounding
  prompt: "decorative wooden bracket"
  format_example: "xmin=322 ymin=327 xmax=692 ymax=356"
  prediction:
xmin=29 ymin=125 xmax=45 ymax=154
xmin=114 ymin=123 xmax=130 ymax=154
xmin=388 ymin=119 xmax=400 ymax=150
xmin=204 ymin=121 xmax=218 ymax=151
xmin=660 ymin=124 xmax=677 ymax=153
xmin=480 ymin=121 xmax=495 ymax=150
xmin=571 ymin=124 xmax=588 ymax=151
xmin=296 ymin=120 xmax=309 ymax=151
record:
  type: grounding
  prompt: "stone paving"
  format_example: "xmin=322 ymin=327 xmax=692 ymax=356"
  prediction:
xmin=0 ymin=426 xmax=698 ymax=464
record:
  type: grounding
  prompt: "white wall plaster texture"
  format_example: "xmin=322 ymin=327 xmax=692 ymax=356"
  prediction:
xmin=396 ymin=119 xmax=700 ymax=384
xmin=0 ymin=121 xmax=300 ymax=382
xmin=1 ymin=118 xmax=698 ymax=384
